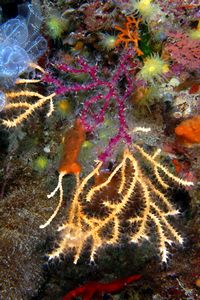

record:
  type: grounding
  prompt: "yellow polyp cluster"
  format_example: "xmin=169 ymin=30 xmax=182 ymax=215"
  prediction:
xmin=99 ymin=33 xmax=117 ymax=51
xmin=135 ymin=0 xmax=152 ymax=13
xmin=33 ymin=156 xmax=49 ymax=172
xmin=138 ymin=54 xmax=169 ymax=82
xmin=57 ymin=99 xmax=71 ymax=117
xmin=132 ymin=0 xmax=160 ymax=20
xmin=46 ymin=15 xmax=68 ymax=40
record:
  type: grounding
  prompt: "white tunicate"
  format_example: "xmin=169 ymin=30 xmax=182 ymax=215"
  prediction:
xmin=0 ymin=45 xmax=30 ymax=77
xmin=0 ymin=18 xmax=29 ymax=45
xmin=25 ymin=35 xmax=47 ymax=60
xmin=25 ymin=3 xmax=43 ymax=37
xmin=0 ymin=91 xmax=6 ymax=111
xmin=0 ymin=3 xmax=47 ymax=87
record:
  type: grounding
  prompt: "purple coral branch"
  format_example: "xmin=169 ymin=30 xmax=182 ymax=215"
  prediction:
xmin=42 ymin=49 xmax=136 ymax=161
xmin=58 ymin=56 xmax=99 ymax=80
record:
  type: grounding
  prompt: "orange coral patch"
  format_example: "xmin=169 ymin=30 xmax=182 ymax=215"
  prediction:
xmin=59 ymin=119 xmax=86 ymax=174
xmin=115 ymin=16 xmax=143 ymax=56
xmin=175 ymin=115 xmax=200 ymax=146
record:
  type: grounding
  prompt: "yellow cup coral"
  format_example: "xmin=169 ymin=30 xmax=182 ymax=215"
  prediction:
xmin=131 ymin=0 xmax=160 ymax=20
xmin=138 ymin=54 xmax=169 ymax=82
xmin=33 ymin=156 xmax=49 ymax=171
xmin=57 ymin=99 xmax=71 ymax=117
xmin=99 ymin=33 xmax=117 ymax=51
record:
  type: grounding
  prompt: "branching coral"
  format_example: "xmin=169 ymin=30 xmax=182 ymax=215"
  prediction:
xmin=42 ymin=50 xmax=138 ymax=161
xmin=0 ymin=9 xmax=196 ymax=269
xmin=115 ymin=16 xmax=143 ymax=55
xmin=1 ymin=50 xmax=136 ymax=163
xmin=1 ymin=53 xmax=194 ymax=266
xmin=41 ymin=141 xmax=193 ymax=264
xmin=1 ymin=63 xmax=56 ymax=128
xmin=0 ymin=3 xmax=198 ymax=299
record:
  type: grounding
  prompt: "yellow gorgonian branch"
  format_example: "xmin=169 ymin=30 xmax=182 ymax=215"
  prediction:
xmin=1 ymin=63 xmax=56 ymax=128
xmin=40 ymin=144 xmax=193 ymax=264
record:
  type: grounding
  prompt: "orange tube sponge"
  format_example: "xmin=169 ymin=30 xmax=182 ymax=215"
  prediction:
xmin=59 ymin=119 xmax=86 ymax=174
xmin=175 ymin=115 xmax=200 ymax=146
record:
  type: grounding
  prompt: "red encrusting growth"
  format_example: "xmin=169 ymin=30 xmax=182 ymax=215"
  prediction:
xmin=172 ymin=159 xmax=182 ymax=174
xmin=59 ymin=119 xmax=86 ymax=174
xmin=62 ymin=274 xmax=141 ymax=300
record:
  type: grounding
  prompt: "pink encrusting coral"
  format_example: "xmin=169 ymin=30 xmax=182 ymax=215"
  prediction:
xmin=43 ymin=50 xmax=137 ymax=161
xmin=164 ymin=31 xmax=200 ymax=72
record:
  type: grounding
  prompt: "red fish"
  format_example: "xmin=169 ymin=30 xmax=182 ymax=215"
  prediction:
xmin=62 ymin=274 xmax=141 ymax=300
xmin=189 ymin=84 xmax=199 ymax=94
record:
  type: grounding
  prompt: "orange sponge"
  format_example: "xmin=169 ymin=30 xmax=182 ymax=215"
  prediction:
xmin=59 ymin=119 xmax=86 ymax=174
xmin=175 ymin=115 xmax=200 ymax=146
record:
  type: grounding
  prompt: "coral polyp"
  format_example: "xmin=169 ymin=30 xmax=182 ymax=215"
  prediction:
xmin=131 ymin=0 xmax=161 ymax=20
xmin=138 ymin=54 xmax=169 ymax=82
xmin=99 ymin=33 xmax=117 ymax=50
xmin=46 ymin=15 xmax=68 ymax=39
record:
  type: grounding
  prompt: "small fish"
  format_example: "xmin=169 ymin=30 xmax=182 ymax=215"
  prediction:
xmin=62 ymin=274 xmax=141 ymax=300
xmin=189 ymin=84 xmax=200 ymax=94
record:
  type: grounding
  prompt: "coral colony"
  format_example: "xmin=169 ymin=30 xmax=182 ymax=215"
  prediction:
xmin=0 ymin=0 xmax=198 ymax=268
xmin=2 ymin=54 xmax=193 ymax=264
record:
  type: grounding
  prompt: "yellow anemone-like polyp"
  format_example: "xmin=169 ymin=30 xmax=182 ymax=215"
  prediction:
xmin=138 ymin=55 xmax=169 ymax=82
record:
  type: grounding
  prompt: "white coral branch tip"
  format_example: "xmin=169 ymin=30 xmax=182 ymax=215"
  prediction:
xmin=132 ymin=127 xmax=151 ymax=133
